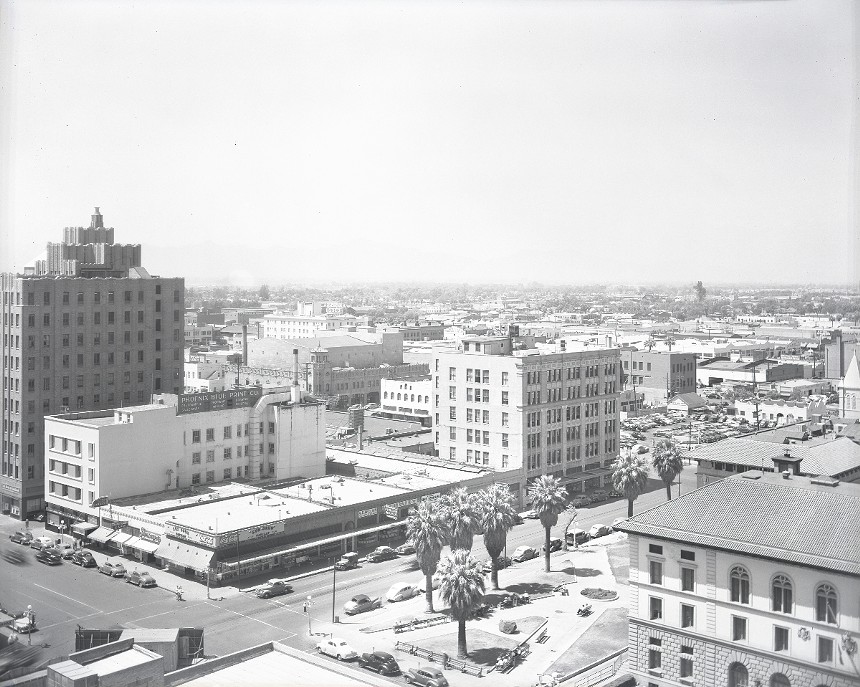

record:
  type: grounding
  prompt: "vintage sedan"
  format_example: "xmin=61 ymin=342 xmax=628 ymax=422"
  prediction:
xmin=358 ymin=651 xmax=400 ymax=675
xmin=9 ymin=531 xmax=33 ymax=545
xmin=343 ymin=594 xmax=382 ymax=615
xmin=511 ymin=545 xmax=538 ymax=563
xmin=71 ymin=550 xmax=97 ymax=567
xmin=395 ymin=543 xmax=416 ymax=556
xmin=256 ymin=581 xmax=292 ymax=598
xmin=126 ymin=570 xmax=158 ymax=588
xmin=35 ymin=549 xmax=62 ymax=566
xmin=316 ymin=638 xmax=358 ymax=661
xmin=541 ymin=538 xmax=563 ymax=553
xmin=481 ymin=556 xmax=511 ymax=573
xmin=386 ymin=583 xmax=420 ymax=602
xmin=366 ymin=546 xmax=398 ymax=563
xmin=99 ymin=561 xmax=127 ymax=578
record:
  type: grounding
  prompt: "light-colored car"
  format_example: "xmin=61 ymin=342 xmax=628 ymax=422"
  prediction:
xmin=405 ymin=666 xmax=449 ymax=687
xmin=343 ymin=594 xmax=382 ymax=615
xmin=49 ymin=543 xmax=75 ymax=559
xmin=417 ymin=572 xmax=442 ymax=592
xmin=511 ymin=545 xmax=538 ymax=563
xmin=589 ymin=524 xmax=612 ymax=539
xmin=126 ymin=570 xmax=157 ymax=588
xmin=29 ymin=536 xmax=54 ymax=550
xmin=520 ymin=510 xmax=539 ymax=519
xmin=99 ymin=561 xmax=127 ymax=577
xmin=570 ymin=496 xmax=591 ymax=508
xmin=611 ymin=517 xmax=626 ymax=531
xmin=316 ymin=638 xmax=358 ymax=661
xmin=386 ymin=583 xmax=420 ymax=602
xmin=565 ymin=528 xmax=590 ymax=546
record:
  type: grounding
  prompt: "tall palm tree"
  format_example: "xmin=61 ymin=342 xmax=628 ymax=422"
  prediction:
xmin=477 ymin=483 xmax=517 ymax=589
xmin=441 ymin=487 xmax=479 ymax=551
xmin=407 ymin=498 xmax=448 ymax=613
xmin=651 ymin=439 xmax=684 ymax=501
xmin=528 ymin=475 xmax=568 ymax=573
xmin=437 ymin=550 xmax=486 ymax=659
xmin=612 ymin=450 xmax=650 ymax=517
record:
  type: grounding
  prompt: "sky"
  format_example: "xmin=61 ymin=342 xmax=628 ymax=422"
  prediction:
xmin=0 ymin=0 xmax=857 ymax=287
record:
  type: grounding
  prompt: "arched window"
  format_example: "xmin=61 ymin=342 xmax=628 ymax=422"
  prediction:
xmin=383 ymin=391 xmax=387 ymax=399
xmin=730 ymin=566 xmax=750 ymax=604
xmin=770 ymin=675 xmax=790 ymax=687
xmin=411 ymin=394 xmax=415 ymax=402
xmin=728 ymin=663 xmax=748 ymax=687
xmin=772 ymin=574 xmax=793 ymax=613
xmin=815 ymin=583 xmax=838 ymax=624
xmin=397 ymin=393 xmax=401 ymax=400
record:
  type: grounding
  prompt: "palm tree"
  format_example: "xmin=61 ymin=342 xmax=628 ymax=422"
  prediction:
xmin=612 ymin=450 xmax=650 ymax=517
xmin=407 ymin=498 xmax=448 ymax=613
xmin=528 ymin=475 xmax=569 ymax=572
xmin=651 ymin=439 xmax=684 ymax=501
xmin=477 ymin=483 xmax=517 ymax=590
xmin=441 ymin=487 xmax=479 ymax=551
xmin=437 ymin=550 xmax=486 ymax=658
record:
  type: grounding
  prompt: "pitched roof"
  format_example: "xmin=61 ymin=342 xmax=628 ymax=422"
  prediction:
xmin=668 ymin=393 xmax=707 ymax=408
xmin=616 ymin=472 xmax=860 ymax=575
xmin=844 ymin=351 xmax=860 ymax=390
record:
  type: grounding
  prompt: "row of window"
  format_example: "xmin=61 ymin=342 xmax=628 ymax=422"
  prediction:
xmin=191 ymin=422 xmax=276 ymax=443
xmin=191 ymin=444 xmax=275 ymax=463
xmin=382 ymin=391 xmax=428 ymax=403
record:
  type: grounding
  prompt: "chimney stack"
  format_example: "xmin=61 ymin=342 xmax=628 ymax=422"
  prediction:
xmin=292 ymin=348 xmax=302 ymax=403
xmin=242 ymin=325 xmax=248 ymax=366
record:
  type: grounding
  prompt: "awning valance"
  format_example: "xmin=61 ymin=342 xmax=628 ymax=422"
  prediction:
xmin=88 ymin=527 xmax=116 ymax=543
xmin=126 ymin=536 xmax=160 ymax=553
xmin=72 ymin=522 xmax=98 ymax=535
xmin=111 ymin=532 xmax=133 ymax=545
xmin=155 ymin=539 xmax=214 ymax=572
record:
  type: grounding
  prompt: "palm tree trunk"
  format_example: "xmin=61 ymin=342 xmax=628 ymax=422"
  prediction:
xmin=491 ymin=556 xmax=499 ymax=590
xmin=424 ymin=572 xmax=434 ymax=613
xmin=627 ymin=498 xmax=634 ymax=518
xmin=665 ymin=481 xmax=673 ymax=501
xmin=457 ymin=619 xmax=467 ymax=658
xmin=544 ymin=526 xmax=551 ymax=573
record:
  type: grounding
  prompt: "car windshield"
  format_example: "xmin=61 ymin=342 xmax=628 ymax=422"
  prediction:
xmin=352 ymin=596 xmax=367 ymax=602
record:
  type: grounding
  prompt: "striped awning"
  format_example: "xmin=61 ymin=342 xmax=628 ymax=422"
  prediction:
xmin=126 ymin=536 xmax=160 ymax=553
xmin=88 ymin=527 xmax=116 ymax=543
xmin=72 ymin=522 xmax=98 ymax=535
xmin=111 ymin=532 xmax=133 ymax=545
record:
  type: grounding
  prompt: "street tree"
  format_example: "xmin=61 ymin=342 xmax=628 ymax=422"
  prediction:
xmin=442 ymin=487 xmax=479 ymax=551
xmin=528 ymin=475 xmax=569 ymax=573
xmin=651 ymin=439 xmax=684 ymax=501
xmin=437 ymin=550 xmax=486 ymax=658
xmin=477 ymin=483 xmax=517 ymax=590
xmin=407 ymin=498 xmax=448 ymax=613
xmin=612 ymin=450 xmax=651 ymax=517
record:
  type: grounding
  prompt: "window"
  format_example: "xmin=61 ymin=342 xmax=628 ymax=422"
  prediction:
xmin=679 ymin=646 xmax=693 ymax=679
xmin=206 ymin=428 xmax=215 ymax=442
xmin=649 ymin=597 xmax=662 ymax=620
xmin=224 ymin=426 xmax=232 ymax=439
xmin=501 ymin=371 xmax=508 ymax=386
xmin=771 ymin=574 xmax=792 ymax=614
xmin=449 ymin=386 xmax=456 ymax=401
xmin=501 ymin=391 xmax=508 ymax=405
xmin=774 ymin=626 xmax=789 ymax=652
xmin=206 ymin=450 xmax=215 ymax=462
xmin=449 ymin=447 xmax=456 ymax=460
xmin=732 ymin=615 xmax=747 ymax=641
xmin=191 ymin=473 xmax=200 ymax=485
xmin=192 ymin=430 xmax=201 ymax=443
xmin=770 ymin=675 xmax=790 ymax=687
xmin=205 ymin=470 xmax=215 ymax=483
xmin=224 ymin=448 xmax=232 ymax=460
xmin=727 ymin=664 xmax=748 ymax=687
xmin=815 ymin=583 xmax=837 ymax=624
xmin=648 ymin=648 xmax=661 ymax=670
xmin=681 ymin=603 xmax=694 ymax=628
xmin=817 ymin=636 xmax=833 ymax=663
xmin=449 ymin=367 xmax=456 ymax=381
xmin=449 ymin=427 xmax=457 ymax=440
xmin=680 ymin=549 xmax=695 ymax=561
xmin=730 ymin=566 xmax=750 ymax=604
xmin=223 ymin=468 xmax=232 ymax=479
xmin=648 ymin=544 xmax=663 ymax=555
xmin=649 ymin=560 xmax=663 ymax=585
xmin=501 ymin=454 xmax=508 ymax=468
xmin=449 ymin=407 xmax=456 ymax=420
xmin=192 ymin=452 xmax=201 ymax=464
xmin=681 ymin=567 xmax=695 ymax=592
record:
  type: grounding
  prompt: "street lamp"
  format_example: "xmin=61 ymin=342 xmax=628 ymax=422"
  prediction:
xmin=60 ymin=520 xmax=66 ymax=546
xmin=26 ymin=605 xmax=34 ymax=646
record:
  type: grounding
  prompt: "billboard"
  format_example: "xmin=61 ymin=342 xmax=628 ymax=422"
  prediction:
xmin=177 ymin=388 xmax=263 ymax=415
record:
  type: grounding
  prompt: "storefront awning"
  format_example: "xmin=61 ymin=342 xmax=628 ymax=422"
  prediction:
xmin=126 ymin=536 xmax=160 ymax=553
xmin=72 ymin=522 xmax=98 ymax=535
xmin=88 ymin=527 xmax=116 ymax=543
xmin=111 ymin=532 xmax=133 ymax=545
xmin=155 ymin=539 xmax=215 ymax=572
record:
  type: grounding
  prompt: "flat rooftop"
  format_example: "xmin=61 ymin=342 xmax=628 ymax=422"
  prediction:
xmin=166 ymin=491 xmax=329 ymax=531
xmin=269 ymin=476 xmax=409 ymax=507
xmin=327 ymin=446 xmax=491 ymax=483
xmin=85 ymin=645 xmax=156 ymax=675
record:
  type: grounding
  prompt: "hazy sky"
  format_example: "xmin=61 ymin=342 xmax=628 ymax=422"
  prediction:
xmin=1 ymin=0 xmax=856 ymax=287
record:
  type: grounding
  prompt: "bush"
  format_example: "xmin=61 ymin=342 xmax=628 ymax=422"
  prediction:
xmin=580 ymin=588 xmax=618 ymax=601
xmin=499 ymin=619 xmax=517 ymax=634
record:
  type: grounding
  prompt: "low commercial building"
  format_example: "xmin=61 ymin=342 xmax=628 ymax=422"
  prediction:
xmin=666 ymin=393 xmax=708 ymax=414
xmin=617 ymin=471 xmax=860 ymax=687
xmin=734 ymin=395 xmax=828 ymax=425
xmin=622 ymin=350 xmax=697 ymax=406
xmin=380 ymin=377 xmax=432 ymax=424
xmin=697 ymin=359 xmax=805 ymax=387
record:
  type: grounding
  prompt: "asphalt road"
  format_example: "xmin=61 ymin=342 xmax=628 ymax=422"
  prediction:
xmin=0 ymin=464 xmax=697 ymax=671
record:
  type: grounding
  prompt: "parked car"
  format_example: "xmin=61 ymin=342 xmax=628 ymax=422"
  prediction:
xmin=343 ymin=594 xmax=382 ymax=615
xmin=565 ymin=528 xmax=590 ymax=546
xmin=386 ymin=583 xmax=420 ymax=602
xmin=29 ymin=536 xmax=54 ymax=550
xmin=512 ymin=513 xmax=524 ymax=525
xmin=316 ymin=638 xmax=358 ymax=661
xmin=511 ymin=545 xmax=538 ymax=563
xmin=71 ymin=550 xmax=97 ymax=567
xmin=99 ymin=561 xmax=126 ymax=578
xmin=9 ymin=531 xmax=33 ymax=545
xmin=334 ymin=552 xmax=359 ymax=570
xmin=366 ymin=546 xmax=397 ymax=563
xmin=589 ymin=490 xmax=608 ymax=503
xmin=542 ymin=537 xmax=563 ymax=553
xmin=363 ymin=403 xmax=379 ymax=411
xmin=417 ymin=572 xmax=442 ymax=592
xmin=481 ymin=556 xmax=511 ymax=573
xmin=358 ymin=651 xmax=400 ymax=675
xmin=49 ymin=543 xmax=75 ymax=559
xmin=256 ymin=580 xmax=291 ymax=598
xmin=570 ymin=496 xmax=591 ymax=508
xmin=35 ymin=549 xmax=62 ymax=565
xmin=589 ymin=524 xmax=612 ymax=539
xmin=611 ymin=518 xmax=626 ymax=531
xmin=126 ymin=570 xmax=158 ymax=588
xmin=395 ymin=543 xmax=416 ymax=556
xmin=12 ymin=616 xmax=36 ymax=635
xmin=608 ymin=489 xmax=622 ymax=498
xmin=520 ymin=510 xmax=539 ymax=519
xmin=405 ymin=666 xmax=449 ymax=687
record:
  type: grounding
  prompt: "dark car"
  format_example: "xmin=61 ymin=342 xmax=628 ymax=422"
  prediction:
xmin=35 ymin=549 xmax=62 ymax=566
xmin=366 ymin=546 xmax=397 ymax=563
xmin=256 ymin=581 xmax=292 ymax=598
xmin=542 ymin=537 xmax=563 ymax=553
xmin=71 ymin=550 xmax=97 ymax=567
xmin=608 ymin=489 xmax=622 ymax=498
xmin=589 ymin=490 xmax=609 ymax=503
xmin=10 ymin=531 xmax=33 ymax=545
xmin=481 ymin=556 xmax=511 ymax=573
xmin=126 ymin=570 xmax=158 ymax=588
xmin=358 ymin=651 xmax=400 ymax=675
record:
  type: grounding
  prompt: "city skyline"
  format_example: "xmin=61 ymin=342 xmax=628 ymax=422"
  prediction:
xmin=1 ymin=0 xmax=857 ymax=287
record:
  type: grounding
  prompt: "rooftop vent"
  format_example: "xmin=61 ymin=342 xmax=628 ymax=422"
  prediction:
xmin=810 ymin=476 xmax=840 ymax=487
xmin=782 ymin=470 xmax=791 ymax=479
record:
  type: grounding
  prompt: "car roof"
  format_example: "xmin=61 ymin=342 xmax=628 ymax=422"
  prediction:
xmin=352 ymin=594 xmax=369 ymax=601
xmin=374 ymin=651 xmax=393 ymax=659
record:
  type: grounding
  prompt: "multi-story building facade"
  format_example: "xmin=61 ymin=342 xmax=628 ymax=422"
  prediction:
xmin=43 ymin=384 xmax=325 ymax=533
xmin=1 ymin=209 xmax=184 ymax=519
xmin=622 ymin=350 xmax=697 ymax=406
xmin=380 ymin=377 xmax=433 ymax=424
xmin=433 ymin=336 xmax=621 ymax=502
xmin=262 ymin=302 xmax=356 ymax=339
xmin=617 ymin=471 xmax=860 ymax=687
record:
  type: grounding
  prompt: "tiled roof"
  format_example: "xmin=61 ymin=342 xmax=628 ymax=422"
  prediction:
xmin=617 ymin=473 xmax=860 ymax=575
xmin=669 ymin=393 xmax=707 ymax=407
xmin=685 ymin=437 xmax=860 ymax=477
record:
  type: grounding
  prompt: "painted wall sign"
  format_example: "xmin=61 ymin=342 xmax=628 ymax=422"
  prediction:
xmin=177 ymin=388 xmax=263 ymax=415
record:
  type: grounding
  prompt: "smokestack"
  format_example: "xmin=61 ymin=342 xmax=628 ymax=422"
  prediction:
xmin=292 ymin=348 xmax=302 ymax=403
xmin=242 ymin=325 xmax=248 ymax=366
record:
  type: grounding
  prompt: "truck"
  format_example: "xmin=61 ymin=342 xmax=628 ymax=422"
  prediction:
xmin=334 ymin=552 xmax=359 ymax=571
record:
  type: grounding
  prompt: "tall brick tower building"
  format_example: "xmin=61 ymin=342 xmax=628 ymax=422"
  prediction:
xmin=1 ymin=208 xmax=184 ymax=519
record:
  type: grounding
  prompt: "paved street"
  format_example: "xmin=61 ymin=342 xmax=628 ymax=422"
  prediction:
xmin=0 ymin=464 xmax=695 ymax=675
